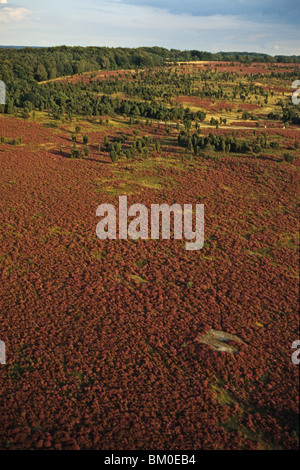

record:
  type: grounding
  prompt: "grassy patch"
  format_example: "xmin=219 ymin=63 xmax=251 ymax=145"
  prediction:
xmin=92 ymin=166 xmax=175 ymax=196
xmin=223 ymin=417 xmax=282 ymax=450
xmin=92 ymin=250 xmax=105 ymax=260
xmin=276 ymin=232 xmax=299 ymax=249
xmin=210 ymin=381 xmax=237 ymax=407
xmin=246 ymin=247 xmax=273 ymax=258
xmin=210 ymin=380 xmax=283 ymax=450
xmin=129 ymin=274 xmax=148 ymax=284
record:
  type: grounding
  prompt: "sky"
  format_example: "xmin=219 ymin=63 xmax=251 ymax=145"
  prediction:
xmin=0 ymin=0 xmax=299 ymax=55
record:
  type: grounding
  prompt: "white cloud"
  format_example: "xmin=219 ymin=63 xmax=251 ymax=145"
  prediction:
xmin=73 ymin=1 xmax=299 ymax=54
xmin=91 ymin=2 xmax=245 ymax=32
xmin=0 ymin=0 xmax=298 ymax=55
xmin=0 ymin=1 xmax=29 ymax=24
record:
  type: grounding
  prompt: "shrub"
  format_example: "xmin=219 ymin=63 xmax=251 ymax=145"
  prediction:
xmin=83 ymin=135 xmax=89 ymax=144
xmin=110 ymin=150 xmax=118 ymax=163
xmin=270 ymin=141 xmax=280 ymax=149
xmin=22 ymin=108 xmax=30 ymax=120
xmin=104 ymin=136 xmax=110 ymax=150
xmin=71 ymin=146 xmax=83 ymax=159
xmin=283 ymin=152 xmax=295 ymax=163
xmin=44 ymin=122 xmax=58 ymax=128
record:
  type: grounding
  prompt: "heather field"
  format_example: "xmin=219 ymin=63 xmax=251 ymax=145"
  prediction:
xmin=0 ymin=60 xmax=299 ymax=450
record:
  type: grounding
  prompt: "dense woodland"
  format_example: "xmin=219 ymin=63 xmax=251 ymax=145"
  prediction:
xmin=1 ymin=46 xmax=299 ymax=82
xmin=0 ymin=46 xmax=299 ymax=82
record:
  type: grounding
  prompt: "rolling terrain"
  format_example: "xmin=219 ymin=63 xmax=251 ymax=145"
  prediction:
xmin=0 ymin=59 xmax=299 ymax=450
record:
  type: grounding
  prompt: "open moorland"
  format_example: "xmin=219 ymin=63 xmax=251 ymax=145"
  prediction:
xmin=0 ymin=54 xmax=299 ymax=450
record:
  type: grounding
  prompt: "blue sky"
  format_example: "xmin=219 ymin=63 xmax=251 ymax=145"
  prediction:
xmin=0 ymin=0 xmax=299 ymax=55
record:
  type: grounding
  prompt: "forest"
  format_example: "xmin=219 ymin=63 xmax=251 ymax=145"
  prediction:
xmin=1 ymin=45 xmax=299 ymax=83
xmin=1 ymin=47 xmax=299 ymax=129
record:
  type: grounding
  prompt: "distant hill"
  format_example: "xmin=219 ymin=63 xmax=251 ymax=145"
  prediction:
xmin=0 ymin=45 xmax=299 ymax=62
xmin=0 ymin=45 xmax=42 ymax=49
xmin=0 ymin=45 xmax=299 ymax=88
xmin=0 ymin=46 xmax=27 ymax=49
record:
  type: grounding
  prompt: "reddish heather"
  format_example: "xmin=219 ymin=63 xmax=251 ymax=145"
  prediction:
xmin=181 ymin=61 xmax=300 ymax=76
xmin=0 ymin=115 xmax=299 ymax=450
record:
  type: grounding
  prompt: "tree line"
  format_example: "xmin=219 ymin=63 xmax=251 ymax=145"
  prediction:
xmin=1 ymin=46 xmax=299 ymax=85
